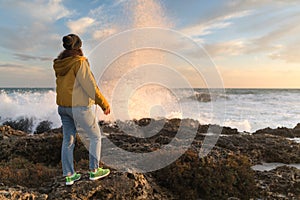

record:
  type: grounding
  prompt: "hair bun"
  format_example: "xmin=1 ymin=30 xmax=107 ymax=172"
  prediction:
xmin=63 ymin=35 xmax=73 ymax=45
xmin=62 ymin=34 xmax=82 ymax=50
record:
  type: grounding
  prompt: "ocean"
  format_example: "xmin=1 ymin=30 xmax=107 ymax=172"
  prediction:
xmin=0 ymin=88 xmax=299 ymax=133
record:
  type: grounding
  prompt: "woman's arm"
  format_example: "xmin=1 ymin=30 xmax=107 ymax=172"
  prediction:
xmin=76 ymin=59 xmax=110 ymax=113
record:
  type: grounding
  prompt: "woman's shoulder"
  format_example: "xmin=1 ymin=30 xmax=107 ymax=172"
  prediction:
xmin=69 ymin=56 xmax=88 ymax=64
xmin=74 ymin=55 xmax=87 ymax=60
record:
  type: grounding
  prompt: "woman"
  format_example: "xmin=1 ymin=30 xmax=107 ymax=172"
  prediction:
xmin=53 ymin=34 xmax=110 ymax=186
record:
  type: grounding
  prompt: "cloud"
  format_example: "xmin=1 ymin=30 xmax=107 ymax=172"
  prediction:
xmin=181 ymin=21 xmax=232 ymax=38
xmin=181 ymin=10 xmax=253 ymax=39
xmin=0 ymin=63 xmax=25 ymax=69
xmin=0 ymin=63 xmax=53 ymax=87
xmin=203 ymin=21 xmax=300 ymax=59
xmin=206 ymin=22 xmax=297 ymax=57
xmin=204 ymin=39 xmax=248 ymax=57
xmin=250 ymin=19 xmax=300 ymax=51
xmin=29 ymin=0 xmax=72 ymax=22
xmin=92 ymin=28 xmax=117 ymax=40
xmin=227 ymin=0 xmax=299 ymax=8
xmin=179 ymin=0 xmax=298 ymax=41
xmin=14 ymin=53 xmax=52 ymax=61
xmin=3 ymin=0 xmax=73 ymax=23
xmin=88 ymin=5 xmax=105 ymax=18
xmin=180 ymin=1 xmax=300 ymax=63
xmin=112 ymin=0 xmax=129 ymax=7
xmin=0 ymin=63 xmax=47 ymax=72
xmin=67 ymin=17 xmax=95 ymax=35
xmin=269 ymin=40 xmax=300 ymax=63
xmin=179 ymin=9 xmax=254 ymax=57
xmin=69 ymin=3 xmax=121 ymax=38
xmin=0 ymin=0 xmax=72 ymax=51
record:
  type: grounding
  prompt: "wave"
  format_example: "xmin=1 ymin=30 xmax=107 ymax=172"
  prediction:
xmin=0 ymin=88 xmax=299 ymax=133
xmin=3 ymin=118 xmax=53 ymax=134
xmin=223 ymin=120 xmax=252 ymax=133
xmin=0 ymin=89 xmax=61 ymax=133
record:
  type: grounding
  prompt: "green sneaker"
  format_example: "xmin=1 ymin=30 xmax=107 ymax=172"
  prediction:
xmin=65 ymin=173 xmax=81 ymax=186
xmin=89 ymin=168 xmax=110 ymax=181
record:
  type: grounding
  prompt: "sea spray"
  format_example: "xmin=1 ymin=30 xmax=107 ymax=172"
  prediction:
xmin=0 ymin=88 xmax=300 ymax=132
xmin=0 ymin=89 xmax=60 ymax=132
xmin=94 ymin=0 xmax=179 ymax=122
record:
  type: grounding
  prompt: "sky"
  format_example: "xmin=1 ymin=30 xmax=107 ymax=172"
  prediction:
xmin=0 ymin=0 xmax=299 ymax=88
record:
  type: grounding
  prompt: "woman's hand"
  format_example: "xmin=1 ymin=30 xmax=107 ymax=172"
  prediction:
xmin=104 ymin=107 xmax=110 ymax=115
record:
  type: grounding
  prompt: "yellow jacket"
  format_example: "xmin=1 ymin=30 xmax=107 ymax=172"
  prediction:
xmin=53 ymin=56 xmax=109 ymax=111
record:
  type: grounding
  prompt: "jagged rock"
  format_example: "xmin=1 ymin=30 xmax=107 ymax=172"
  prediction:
xmin=255 ymin=166 xmax=300 ymax=199
xmin=293 ymin=123 xmax=300 ymax=136
xmin=294 ymin=123 xmax=300 ymax=130
xmin=47 ymin=171 xmax=175 ymax=200
xmin=0 ymin=119 xmax=300 ymax=199
xmin=3 ymin=118 xmax=34 ymax=133
xmin=254 ymin=126 xmax=300 ymax=138
xmin=151 ymin=148 xmax=257 ymax=200
xmin=0 ymin=125 xmax=26 ymax=139
xmin=34 ymin=121 xmax=53 ymax=134
xmin=216 ymin=134 xmax=300 ymax=164
xmin=0 ymin=131 xmax=62 ymax=165
xmin=197 ymin=124 xmax=239 ymax=135
xmin=0 ymin=185 xmax=48 ymax=200
xmin=188 ymin=93 xmax=211 ymax=102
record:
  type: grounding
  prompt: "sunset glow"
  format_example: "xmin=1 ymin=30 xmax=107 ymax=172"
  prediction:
xmin=0 ymin=0 xmax=299 ymax=88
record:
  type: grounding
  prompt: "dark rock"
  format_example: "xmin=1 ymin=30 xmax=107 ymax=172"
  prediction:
xmin=0 ymin=185 xmax=48 ymax=200
xmin=188 ymin=93 xmax=211 ymax=102
xmin=254 ymin=126 xmax=300 ymax=138
xmin=0 ymin=156 xmax=60 ymax=189
xmin=197 ymin=124 xmax=239 ymax=135
xmin=34 ymin=121 xmax=53 ymax=134
xmin=12 ymin=133 xmax=62 ymax=166
xmin=0 ymin=125 xmax=26 ymax=139
xmin=294 ymin=123 xmax=300 ymax=130
xmin=1 ymin=119 xmax=300 ymax=199
xmin=151 ymin=148 xmax=258 ymax=200
xmin=47 ymin=171 xmax=175 ymax=200
xmin=255 ymin=166 xmax=300 ymax=199
xmin=137 ymin=118 xmax=152 ymax=126
xmin=293 ymin=123 xmax=300 ymax=136
xmin=216 ymin=134 xmax=300 ymax=164
xmin=3 ymin=118 xmax=33 ymax=133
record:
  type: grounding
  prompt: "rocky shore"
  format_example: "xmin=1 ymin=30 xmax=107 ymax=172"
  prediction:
xmin=0 ymin=118 xmax=299 ymax=200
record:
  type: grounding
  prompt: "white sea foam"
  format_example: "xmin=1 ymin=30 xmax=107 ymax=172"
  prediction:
xmin=223 ymin=120 xmax=251 ymax=133
xmin=252 ymin=162 xmax=300 ymax=171
xmin=0 ymin=89 xmax=61 ymax=131
xmin=0 ymin=88 xmax=300 ymax=133
xmin=288 ymin=138 xmax=300 ymax=143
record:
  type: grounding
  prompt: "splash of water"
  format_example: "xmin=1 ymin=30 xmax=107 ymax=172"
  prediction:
xmin=130 ymin=0 xmax=171 ymax=28
xmin=97 ymin=0 xmax=179 ymax=121
xmin=0 ymin=89 xmax=61 ymax=131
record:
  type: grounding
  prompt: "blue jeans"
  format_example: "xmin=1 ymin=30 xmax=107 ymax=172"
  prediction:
xmin=58 ymin=106 xmax=101 ymax=176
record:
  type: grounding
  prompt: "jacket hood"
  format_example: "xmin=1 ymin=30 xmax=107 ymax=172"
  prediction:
xmin=53 ymin=56 xmax=86 ymax=77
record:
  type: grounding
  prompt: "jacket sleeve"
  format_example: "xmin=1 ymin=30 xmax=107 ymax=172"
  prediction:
xmin=76 ymin=59 xmax=110 ymax=111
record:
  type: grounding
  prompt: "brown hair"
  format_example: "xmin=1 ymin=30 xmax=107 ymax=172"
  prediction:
xmin=56 ymin=49 xmax=84 ymax=60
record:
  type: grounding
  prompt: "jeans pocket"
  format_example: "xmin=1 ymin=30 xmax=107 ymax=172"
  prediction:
xmin=79 ymin=106 xmax=90 ymax=112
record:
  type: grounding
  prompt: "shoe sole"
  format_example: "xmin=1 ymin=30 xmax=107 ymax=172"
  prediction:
xmin=89 ymin=170 xmax=110 ymax=181
xmin=66 ymin=176 xmax=81 ymax=186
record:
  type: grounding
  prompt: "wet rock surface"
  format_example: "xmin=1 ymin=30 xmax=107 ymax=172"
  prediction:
xmin=0 ymin=118 xmax=299 ymax=199
xmin=253 ymin=124 xmax=300 ymax=138
xmin=216 ymin=134 xmax=300 ymax=164
xmin=255 ymin=166 xmax=300 ymax=199
xmin=47 ymin=171 xmax=174 ymax=200
xmin=188 ymin=92 xmax=212 ymax=102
